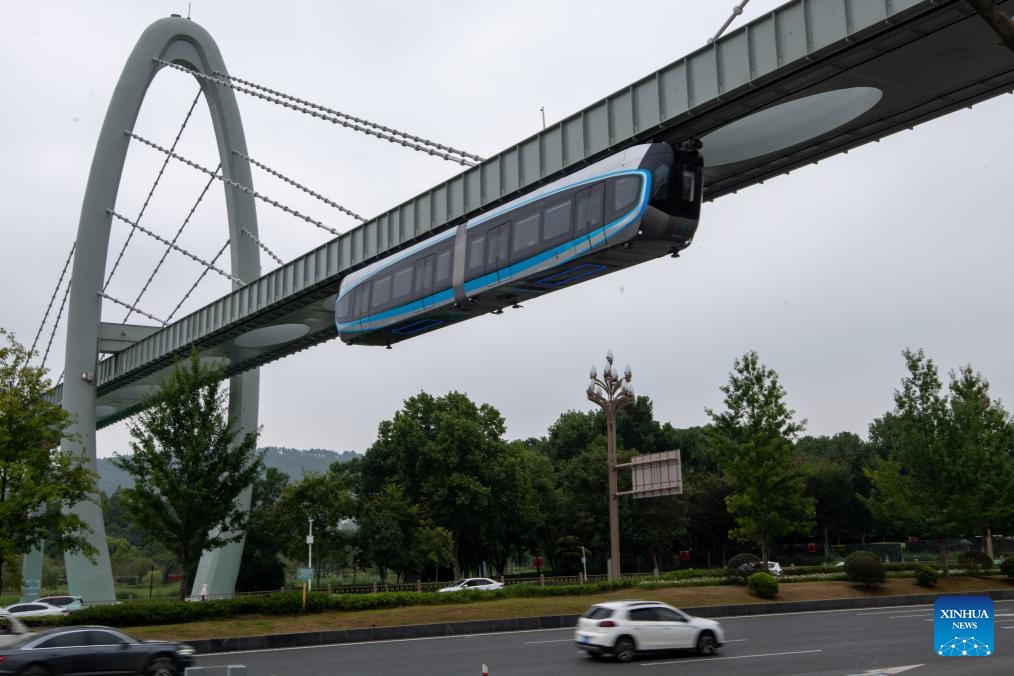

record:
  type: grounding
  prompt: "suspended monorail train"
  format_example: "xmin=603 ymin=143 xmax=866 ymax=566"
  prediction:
xmin=335 ymin=140 xmax=703 ymax=347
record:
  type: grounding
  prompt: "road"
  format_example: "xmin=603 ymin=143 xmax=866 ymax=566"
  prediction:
xmin=192 ymin=600 xmax=1014 ymax=675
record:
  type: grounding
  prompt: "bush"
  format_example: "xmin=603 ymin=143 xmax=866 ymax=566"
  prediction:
xmin=914 ymin=564 xmax=939 ymax=588
xmin=725 ymin=553 xmax=760 ymax=582
xmin=957 ymin=551 xmax=994 ymax=575
xmin=845 ymin=550 xmax=885 ymax=587
xmin=747 ymin=571 xmax=778 ymax=599
xmin=1001 ymin=557 xmax=1014 ymax=579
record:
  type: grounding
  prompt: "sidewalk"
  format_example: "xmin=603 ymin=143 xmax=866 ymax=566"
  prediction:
xmin=186 ymin=588 xmax=1014 ymax=654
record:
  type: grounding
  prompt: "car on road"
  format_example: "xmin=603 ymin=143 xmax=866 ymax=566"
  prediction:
xmin=436 ymin=578 xmax=504 ymax=593
xmin=1 ymin=602 xmax=69 ymax=618
xmin=0 ymin=625 xmax=195 ymax=675
xmin=738 ymin=560 xmax=784 ymax=577
xmin=574 ymin=600 xmax=725 ymax=662
xmin=34 ymin=595 xmax=85 ymax=612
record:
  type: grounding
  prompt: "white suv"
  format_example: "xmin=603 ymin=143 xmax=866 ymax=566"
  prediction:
xmin=574 ymin=600 xmax=725 ymax=662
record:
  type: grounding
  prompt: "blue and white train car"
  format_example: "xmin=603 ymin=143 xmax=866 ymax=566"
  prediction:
xmin=335 ymin=140 xmax=703 ymax=346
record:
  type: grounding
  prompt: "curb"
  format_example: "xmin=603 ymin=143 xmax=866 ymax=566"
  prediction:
xmin=188 ymin=588 xmax=1014 ymax=654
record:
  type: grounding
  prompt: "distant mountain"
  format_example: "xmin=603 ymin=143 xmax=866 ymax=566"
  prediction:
xmin=96 ymin=447 xmax=360 ymax=495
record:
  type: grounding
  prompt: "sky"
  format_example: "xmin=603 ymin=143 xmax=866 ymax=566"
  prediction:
xmin=2 ymin=1 xmax=1013 ymax=458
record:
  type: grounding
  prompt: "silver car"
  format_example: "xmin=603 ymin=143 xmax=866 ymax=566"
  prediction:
xmin=575 ymin=600 xmax=725 ymax=662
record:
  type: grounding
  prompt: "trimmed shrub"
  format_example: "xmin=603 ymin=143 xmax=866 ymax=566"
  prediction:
xmin=725 ymin=553 xmax=760 ymax=582
xmin=845 ymin=550 xmax=885 ymax=587
xmin=747 ymin=571 xmax=778 ymax=599
xmin=957 ymin=551 xmax=994 ymax=575
xmin=1001 ymin=557 xmax=1014 ymax=579
xmin=914 ymin=564 xmax=939 ymax=588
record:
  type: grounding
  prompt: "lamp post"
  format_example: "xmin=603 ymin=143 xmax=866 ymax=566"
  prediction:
xmin=307 ymin=517 xmax=314 ymax=591
xmin=586 ymin=350 xmax=634 ymax=581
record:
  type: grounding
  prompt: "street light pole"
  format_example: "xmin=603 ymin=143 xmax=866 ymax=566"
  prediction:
xmin=586 ymin=350 xmax=634 ymax=581
xmin=307 ymin=517 xmax=314 ymax=591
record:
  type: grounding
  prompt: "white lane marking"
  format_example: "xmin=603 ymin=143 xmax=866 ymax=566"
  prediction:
xmin=526 ymin=638 xmax=576 ymax=644
xmin=640 ymin=649 xmax=822 ymax=666
xmin=846 ymin=664 xmax=923 ymax=675
xmin=889 ymin=614 xmax=931 ymax=619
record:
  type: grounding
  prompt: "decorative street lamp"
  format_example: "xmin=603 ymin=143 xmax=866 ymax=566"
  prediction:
xmin=586 ymin=350 xmax=634 ymax=580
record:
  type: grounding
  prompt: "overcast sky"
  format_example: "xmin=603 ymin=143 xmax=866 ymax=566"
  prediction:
xmin=2 ymin=1 xmax=1013 ymax=459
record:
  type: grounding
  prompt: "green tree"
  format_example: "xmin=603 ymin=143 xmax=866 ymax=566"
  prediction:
xmin=356 ymin=391 xmax=522 ymax=578
xmin=706 ymin=350 xmax=814 ymax=563
xmin=236 ymin=467 xmax=290 ymax=592
xmin=0 ymin=329 xmax=96 ymax=592
xmin=865 ymin=351 xmax=1014 ymax=571
xmin=112 ymin=351 xmax=262 ymax=599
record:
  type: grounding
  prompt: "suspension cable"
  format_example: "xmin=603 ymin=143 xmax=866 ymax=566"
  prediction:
xmin=153 ymin=59 xmax=480 ymax=167
xmin=233 ymin=150 xmax=366 ymax=223
xmin=214 ymin=70 xmax=484 ymax=163
xmin=709 ymin=0 xmax=751 ymax=43
xmin=105 ymin=89 xmax=203 ymax=291
xmin=126 ymin=130 xmax=342 ymax=237
xmin=165 ymin=239 xmax=230 ymax=325
xmin=108 ymin=209 xmax=243 ymax=284
xmin=123 ymin=163 xmax=222 ymax=323
xmin=41 ymin=276 xmax=72 ymax=370
xmin=31 ymin=242 xmax=75 ymax=356
xmin=99 ymin=292 xmax=165 ymax=325
xmin=241 ymin=226 xmax=283 ymax=266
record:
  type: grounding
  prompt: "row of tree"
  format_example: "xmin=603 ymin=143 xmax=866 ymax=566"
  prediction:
xmin=3 ymin=323 xmax=1013 ymax=598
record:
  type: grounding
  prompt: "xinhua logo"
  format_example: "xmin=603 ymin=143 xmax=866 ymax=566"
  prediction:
xmin=934 ymin=596 xmax=993 ymax=656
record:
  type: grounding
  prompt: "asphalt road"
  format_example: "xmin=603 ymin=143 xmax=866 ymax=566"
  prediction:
xmin=192 ymin=599 xmax=1014 ymax=675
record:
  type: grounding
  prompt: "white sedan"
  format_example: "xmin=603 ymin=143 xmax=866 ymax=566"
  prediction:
xmin=1 ymin=602 xmax=69 ymax=618
xmin=437 ymin=577 xmax=504 ymax=593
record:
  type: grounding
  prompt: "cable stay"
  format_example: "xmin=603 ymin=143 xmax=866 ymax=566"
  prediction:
xmin=126 ymin=130 xmax=343 ymax=237
xmin=240 ymin=227 xmax=283 ymax=266
xmin=99 ymin=292 xmax=165 ymax=325
xmin=215 ymin=70 xmax=484 ymax=164
xmin=105 ymin=89 xmax=203 ymax=291
xmin=41 ymin=275 xmax=72 ymax=371
xmin=153 ymin=59 xmax=481 ymax=167
xmin=233 ymin=150 xmax=366 ymax=223
xmin=31 ymin=241 xmax=75 ymax=356
xmin=123 ymin=163 xmax=221 ymax=323
xmin=108 ymin=208 xmax=243 ymax=285
xmin=709 ymin=0 xmax=751 ymax=43
xmin=165 ymin=239 xmax=230 ymax=325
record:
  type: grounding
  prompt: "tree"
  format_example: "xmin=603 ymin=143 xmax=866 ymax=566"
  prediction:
xmin=0 ymin=328 xmax=96 ymax=593
xmin=112 ymin=351 xmax=262 ymax=599
xmin=706 ymin=350 xmax=814 ymax=563
xmin=356 ymin=391 xmax=523 ymax=578
xmin=236 ymin=467 xmax=291 ymax=592
xmin=865 ymin=351 xmax=1014 ymax=571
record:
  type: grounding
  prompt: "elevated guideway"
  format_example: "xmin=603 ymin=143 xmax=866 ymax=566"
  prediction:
xmin=76 ymin=0 xmax=1014 ymax=427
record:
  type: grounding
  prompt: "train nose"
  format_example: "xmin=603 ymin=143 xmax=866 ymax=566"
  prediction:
xmin=639 ymin=206 xmax=699 ymax=247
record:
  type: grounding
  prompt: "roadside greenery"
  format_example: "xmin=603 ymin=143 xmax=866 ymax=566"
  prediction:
xmin=0 ymin=329 xmax=97 ymax=594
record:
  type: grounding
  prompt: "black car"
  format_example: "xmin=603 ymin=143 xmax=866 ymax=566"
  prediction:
xmin=0 ymin=626 xmax=194 ymax=675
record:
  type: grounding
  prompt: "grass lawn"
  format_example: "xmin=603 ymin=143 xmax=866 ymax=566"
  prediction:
xmin=123 ymin=576 xmax=1014 ymax=642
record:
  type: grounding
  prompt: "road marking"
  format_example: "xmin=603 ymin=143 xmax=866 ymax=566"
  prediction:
xmin=889 ymin=614 xmax=931 ymax=619
xmin=525 ymin=638 xmax=574 ymax=644
xmin=640 ymin=649 xmax=821 ymax=666
xmin=846 ymin=664 xmax=923 ymax=675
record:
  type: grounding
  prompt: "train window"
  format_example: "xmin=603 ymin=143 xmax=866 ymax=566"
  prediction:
xmin=466 ymin=232 xmax=485 ymax=278
xmin=574 ymin=184 xmax=604 ymax=234
xmin=354 ymin=284 xmax=370 ymax=318
xmin=513 ymin=213 xmax=539 ymax=254
xmin=542 ymin=199 xmax=571 ymax=241
xmin=371 ymin=275 xmax=392 ymax=309
xmin=336 ymin=294 xmax=351 ymax=321
xmin=435 ymin=248 xmax=451 ymax=287
xmin=613 ymin=175 xmax=641 ymax=213
xmin=392 ymin=266 xmax=413 ymax=300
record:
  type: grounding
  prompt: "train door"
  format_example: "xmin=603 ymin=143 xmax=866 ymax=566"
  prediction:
xmin=484 ymin=221 xmax=511 ymax=283
xmin=414 ymin=254 xmax=436 ymax=308
xmin=574 ymin=183 xmax=604 ymax=250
